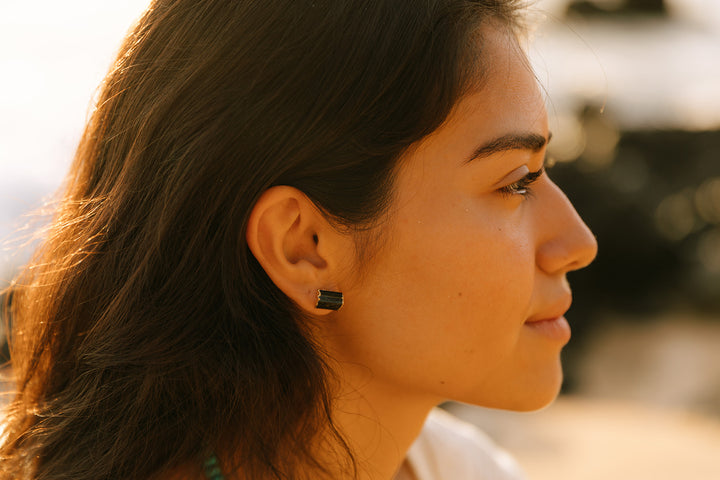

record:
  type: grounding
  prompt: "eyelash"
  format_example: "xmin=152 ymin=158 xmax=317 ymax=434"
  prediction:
xmin=498 ymin=167 xmax=544 ymax=199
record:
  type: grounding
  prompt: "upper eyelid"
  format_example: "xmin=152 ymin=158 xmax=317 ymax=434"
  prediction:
xmin=498 ymin=167 xmax=544 ymax=197
xmin=505 ymin=166 xmax=544 ymax=187
xmin=524 ymin=167 xmax=544 ymax=181
xmin=522 ymin=167 xmax=544 ymax=185
xmin=493 ymin=155 xmax=549 ymax=185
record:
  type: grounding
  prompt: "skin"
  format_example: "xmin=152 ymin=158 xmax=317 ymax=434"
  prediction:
xmin=247 ymin=23 xmax=597 ymax=480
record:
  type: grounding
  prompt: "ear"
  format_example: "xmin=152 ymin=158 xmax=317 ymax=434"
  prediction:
xmin=246 ymin=186 xmax=346 ymax=315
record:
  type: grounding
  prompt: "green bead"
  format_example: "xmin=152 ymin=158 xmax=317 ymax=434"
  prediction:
xmin=203 ymin=455 xmax=226 ymax=480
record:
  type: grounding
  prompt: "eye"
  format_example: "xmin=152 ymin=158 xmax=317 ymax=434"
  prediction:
xmin=498 ymin=167 xmax=544 ymax=199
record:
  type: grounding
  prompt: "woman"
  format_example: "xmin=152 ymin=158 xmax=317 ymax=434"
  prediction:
xmin=0 ymin=0 xmax=597 ymax=479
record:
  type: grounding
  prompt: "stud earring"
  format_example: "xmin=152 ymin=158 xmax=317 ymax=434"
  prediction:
xmin=315 ymin=289 xmax=343 ymax=310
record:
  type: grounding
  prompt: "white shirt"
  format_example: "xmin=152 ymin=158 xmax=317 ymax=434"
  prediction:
xmin=394 ymin=408 xmax=527 ymax=480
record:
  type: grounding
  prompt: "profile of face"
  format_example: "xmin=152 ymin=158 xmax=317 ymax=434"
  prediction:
xmin=324 ymin=25 xmax=598 ymax=412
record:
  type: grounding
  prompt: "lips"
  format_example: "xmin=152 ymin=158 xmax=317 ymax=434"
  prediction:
xmin=524 ymin=315 xmax=571 ymax=342
xmin=524 ymin=296 xmax=573 ymax=343
xmin=525 ymin=295 xmax=572 ymax=325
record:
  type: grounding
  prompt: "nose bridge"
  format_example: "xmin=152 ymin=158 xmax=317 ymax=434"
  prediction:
xmin=536 ymin=181 xmax=598 ymax=275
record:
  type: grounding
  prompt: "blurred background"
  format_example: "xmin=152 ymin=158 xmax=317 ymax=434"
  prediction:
xmin=1 ymin=0 xmax=719 ymax=478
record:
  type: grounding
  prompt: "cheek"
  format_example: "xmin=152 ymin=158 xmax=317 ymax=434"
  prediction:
xmin=406 ymin=198 xmax=535 ymax=296
xmin=412 ymin=213 xmax=535 ymax=346
xmin=347 ymin=205 xmax=536 ymax=368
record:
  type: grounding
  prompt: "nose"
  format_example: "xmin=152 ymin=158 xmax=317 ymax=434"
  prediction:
xmin=536 ymin=180 xmax=598 ymax=276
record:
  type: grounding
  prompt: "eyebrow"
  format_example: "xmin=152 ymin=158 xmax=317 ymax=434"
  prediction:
xmin=466 ymin=132 xmax=552 ymax=163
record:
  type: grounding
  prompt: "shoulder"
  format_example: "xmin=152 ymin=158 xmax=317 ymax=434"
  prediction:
xmin=404 ymin=408 xmax=527 ymax=480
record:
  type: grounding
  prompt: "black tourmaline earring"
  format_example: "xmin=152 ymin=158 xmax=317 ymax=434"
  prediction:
xmin=315 ymin=289 xmax=344 ymax=310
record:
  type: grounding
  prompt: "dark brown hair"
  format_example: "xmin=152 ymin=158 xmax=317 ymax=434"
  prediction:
xmin=1 ymin=1 xmax=522 ymax=478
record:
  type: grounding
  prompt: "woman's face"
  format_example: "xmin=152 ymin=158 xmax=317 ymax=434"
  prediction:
xmin=328 ymin=26 xmax=598 ymax=411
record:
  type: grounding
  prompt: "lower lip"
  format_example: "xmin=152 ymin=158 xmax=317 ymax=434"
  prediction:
xmin=524 ymin=316 xmax=571 ymax=343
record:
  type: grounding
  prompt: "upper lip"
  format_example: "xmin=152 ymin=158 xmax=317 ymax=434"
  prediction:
xmin=525 ymin=295 xmax=572 ymax=323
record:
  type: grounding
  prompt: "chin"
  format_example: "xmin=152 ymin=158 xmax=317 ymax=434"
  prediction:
xmin=467 ymin=364 xmax=565 ymax=412
xmin=476 ymin=388 xmax=561 ymax=412
xmin=510 ymin=388 xmax=562 ymax=412
xmin=510 ymin=368 xmax=565 ymax=412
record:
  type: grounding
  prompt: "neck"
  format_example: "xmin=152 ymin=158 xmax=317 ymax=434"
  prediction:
xmin=323 ymin=365 xmax=439 ymax=480
xmin=211 ymin=370 xmax=439 ymax=480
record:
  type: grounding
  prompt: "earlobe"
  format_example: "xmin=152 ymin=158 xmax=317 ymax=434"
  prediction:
xmin=246 ymin=186 xmax=344 ymax=314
